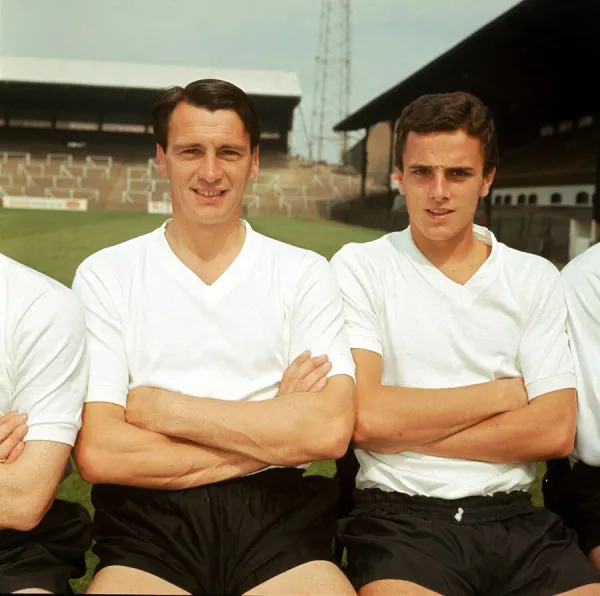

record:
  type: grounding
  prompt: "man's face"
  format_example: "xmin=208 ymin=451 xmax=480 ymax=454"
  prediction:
xmin=157 ymin=102 xmax=258 ymax=226
xmin=397 ymin=129 xmax=495 ymax=243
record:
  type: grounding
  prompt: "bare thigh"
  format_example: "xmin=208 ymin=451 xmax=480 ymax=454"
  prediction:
xmin=86 ymin=565 xmax=190 ymax=595
xmin=557 ymin=586 xmax=600 ymax=595
xmin=589 ymin=546 xmax=600 ymax=575
xmin=243 ymin=560 xmax=356 ymax=596
xmin=359 ymin=580 xmax=443 ymax=596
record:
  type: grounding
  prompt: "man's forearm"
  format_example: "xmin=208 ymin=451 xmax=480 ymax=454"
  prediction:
xmin=414 ymin=390 xmax=576 ymax=463
xmin=75 ymin=413 xmax=267 ymax=490
xmin=354 ymin=380 xmax=517 ymax=454
xmin=127 ymin=377 xmax=354 ymax=467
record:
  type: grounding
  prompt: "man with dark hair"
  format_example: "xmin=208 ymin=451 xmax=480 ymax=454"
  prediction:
xmin=542 ymin=242 xmax=600 ymax=573
xmin=331 ymin=91 xmax=600 ymax=595
xmin=72 ymin=79 xmax=356 ymax=595
xmin=0 ymin=254 xmax=92 ymax=593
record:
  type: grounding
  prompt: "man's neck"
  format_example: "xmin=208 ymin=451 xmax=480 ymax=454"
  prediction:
xmin=165 ymin=215 xmax=246 ymax=284
xmin=411 ymin=223 xmax=477 ymax=269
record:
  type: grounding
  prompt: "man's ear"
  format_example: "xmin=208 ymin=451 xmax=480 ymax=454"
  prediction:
xmin=394 ymin=167 xmax=407 ymax=196
xmin=480 ymin=167 xmax=496 ymax=198
xmin=156 ymin=144 xmax=168 ymax=176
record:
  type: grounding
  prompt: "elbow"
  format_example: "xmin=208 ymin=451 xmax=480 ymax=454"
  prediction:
xmin=10 ymin=509 xmax=45 ymax=533
xmin=550 ymin=422 xmax=576 ymax=459
xmin=352 ymin=415 xmax=371 ymax=449
xmin=552 ymin=402 xmax=577 ymax=458
xmin=2 ymin=494 xmax=51 ymax=532
xmin=284 ymin=408 xmax=354 ymax=466
xmin=314 ymin=408 xmax=355 ymax=461
xmin=74 ymin=441 xmax=115 ymax=485
xmin=327 ymin=419 xmax=354 ymax=460
xmin=352 ymin=406 xmax=383 ymax=450
xmin=538 ymin=417 xmax=576 ymax=460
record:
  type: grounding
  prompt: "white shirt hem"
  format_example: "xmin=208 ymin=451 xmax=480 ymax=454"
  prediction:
xmin=24 ymin=424 xmax=78 ymax=446
xmin=527 ymin=372 xmax=576 ymax=400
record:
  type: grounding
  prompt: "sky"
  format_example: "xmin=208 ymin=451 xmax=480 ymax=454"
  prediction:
xmin=0 ymin=0 xmax=522 ymax=162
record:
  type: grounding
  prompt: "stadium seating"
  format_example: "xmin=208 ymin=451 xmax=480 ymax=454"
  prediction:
xmin=495 ymin=125 xmax=597 ymax=188
xmin=0 ymin=148 xmax=365 ymax=218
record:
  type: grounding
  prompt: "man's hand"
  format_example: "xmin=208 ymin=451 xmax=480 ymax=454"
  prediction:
xmin=276 ymin=350 xmax=332 ymax=396
xmin=0 ymin=412 xmax=28 ymax=464
xmin=495 ymin=378 xmax=529 ymax=411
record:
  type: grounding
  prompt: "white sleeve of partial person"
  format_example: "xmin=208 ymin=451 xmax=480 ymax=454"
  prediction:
xmin=71 ymin=262 xmax=129 ymax=407
xmin=12 ymin=288 xmax=88 ymax=446
xmin=330 ymin=245 xmax=384 ymax=355
xmin=517 ymin=264 xmax=576 ymax=400
xmin=289 ymin=255 xmax=355 ymax=380
xmin=562 ymin=262 xmax=600 ymax=465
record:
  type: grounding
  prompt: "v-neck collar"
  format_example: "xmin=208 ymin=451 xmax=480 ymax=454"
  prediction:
xmin=153 ymin=218 xmax=259 ymax=302
xmin=395 ymin=224 xmax=499 ymax=303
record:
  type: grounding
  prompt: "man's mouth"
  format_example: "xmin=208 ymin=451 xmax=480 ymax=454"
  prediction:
xmin=192 ymin=189 xmax=226 ymax=197
xmin=426 ymin=208 xmax=453 ymax=215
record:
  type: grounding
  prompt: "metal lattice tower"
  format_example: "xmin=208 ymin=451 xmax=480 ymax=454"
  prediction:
xmin=309 ymin=0 xmax=352 ymax=163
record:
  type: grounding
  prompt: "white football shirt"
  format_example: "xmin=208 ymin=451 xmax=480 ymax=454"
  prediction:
xmin=331 ymin=224 xmax=575 ymax=499
xmin=561 ymin=242 xmax=600 ymax=465
xmin=0 ymin=254 xmax=87 ymax=446
xmin=72 ymin=219 xmax=354 ymax=412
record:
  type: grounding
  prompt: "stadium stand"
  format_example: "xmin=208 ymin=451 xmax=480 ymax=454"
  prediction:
xmin=0 ymin=147 xmax=363 ymax=218
xmin=0 ymin=56 xmax=363 ymax=218
xmin=331 ymin=0 xmax=599 ymax=262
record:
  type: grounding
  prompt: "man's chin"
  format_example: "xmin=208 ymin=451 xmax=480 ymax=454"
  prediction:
xmin=189 ymin=203 xmax=242 ymax=225
xmin=413 ymin=218 xmax=474 ymax=243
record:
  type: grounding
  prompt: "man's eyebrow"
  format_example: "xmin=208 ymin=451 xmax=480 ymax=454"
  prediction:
xmin=446 ymin=166 xmax=476 ymax=173
xmin=172 ymin=142 xmax=204 ymax=151
xmin=171 ymin=143 xmax=248 ymax=152
xmin=407 ymin=164 xmax=476 ymax=172
xmin=219 ymin=144 xmax=248 ymax=152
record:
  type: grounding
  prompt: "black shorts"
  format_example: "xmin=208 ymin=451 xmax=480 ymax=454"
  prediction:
xmin=544 ymin=458 xmax=600 ymax=555
xmin=0 ymin=499 xmax=92 ymax=593
xmin=338 ymin=488 xmax=600 ymax=595
xmin=92 ymin=467 xmax=339 ymax=595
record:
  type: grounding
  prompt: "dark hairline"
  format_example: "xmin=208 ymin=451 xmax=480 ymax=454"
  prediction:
xmin=151 ymin=79 xmax=261 ymax=153
xmin=165 ymin=101 xmax=255 ymax=153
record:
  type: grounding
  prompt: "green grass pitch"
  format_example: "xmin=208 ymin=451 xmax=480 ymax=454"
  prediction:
xmin=0 ymin=208 xmax=546 ymax=592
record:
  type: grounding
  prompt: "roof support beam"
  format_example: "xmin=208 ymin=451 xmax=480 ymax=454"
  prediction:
xmin=360 ymin=127 xmax=369 ymax=197
xmin=594 ymin=120 xmax=600 ymax=231
xmin=387 ymin=120 xmax=395 ymax=192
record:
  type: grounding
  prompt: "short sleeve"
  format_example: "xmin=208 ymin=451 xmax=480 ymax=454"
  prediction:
xmin=330 ymin=244 xmax=383 ymax=355
xmin=71 ymin=261 xmax=129 ymax=407
xmin=562 ymin=259 xmax=600 ymax=464
xmin=518 ymin=264 xmax=576 ymax=400
xmin=288 ymin=255 xmax=355 ymax=380
xmin=12 ymin=289 xmax=88 ymax=446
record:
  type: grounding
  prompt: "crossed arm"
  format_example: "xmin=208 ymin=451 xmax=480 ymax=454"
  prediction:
xmin=74 ymin=402 xmax=268 ymax=489
xmin=125 ymin=375 xmax=354 ymax=467
xmin=352 ymin=349 xmax=575 ymax=463
xmin=75 ymin=352 xmax=355 ymax=487
xmin=0 ymin=434 xmax=71 ymax=531
xmin=414 ymin=388 xmax=576 ymax=463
